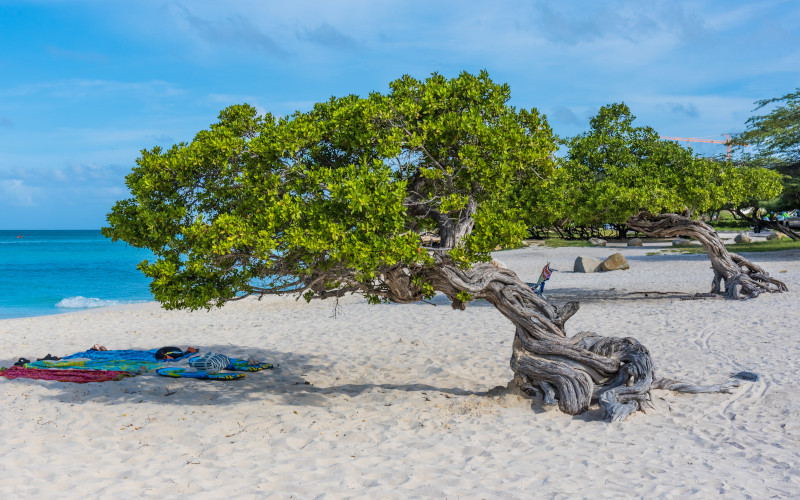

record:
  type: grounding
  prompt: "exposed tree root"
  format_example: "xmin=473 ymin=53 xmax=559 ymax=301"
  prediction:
xmin=653 ymin=377 xmax=740 ymax=394
xmin=681 ymin=293 xmax=725 ymax=301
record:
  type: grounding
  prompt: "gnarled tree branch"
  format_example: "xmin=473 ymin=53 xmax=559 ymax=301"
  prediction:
xmin=626 ymin=211 xmax=787 ymax=299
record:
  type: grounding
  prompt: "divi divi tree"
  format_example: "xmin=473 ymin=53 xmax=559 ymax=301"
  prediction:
xmin=106 ymin=72 xmax=748 ymax=421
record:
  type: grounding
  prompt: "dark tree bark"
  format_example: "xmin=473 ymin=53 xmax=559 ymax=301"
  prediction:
xmin=434 ymin=197 xmax=478 ymax=250
xmin=626 ymin=211 xmax=788 ymax=299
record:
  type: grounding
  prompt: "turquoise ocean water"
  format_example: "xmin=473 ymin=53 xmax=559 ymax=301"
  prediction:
xmin=0 ymin=230 xmax=155 ymax=320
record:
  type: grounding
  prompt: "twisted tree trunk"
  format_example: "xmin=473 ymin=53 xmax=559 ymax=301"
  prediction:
xmin=377 ymin=211 xmax=762 ymax=421
xmin=382 ymin=256 xmax=739 ymax=422
xmin=626 ymin=211 xmax=787 ymax=299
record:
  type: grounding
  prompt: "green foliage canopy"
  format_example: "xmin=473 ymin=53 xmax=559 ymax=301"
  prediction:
xmin=736 ymin=89 xmax=800 ymax=161
xmin=525 ymin=103 xmax=783 ymax=230
xmin=732 ymin=89 xmax=800 ymax=210
xmin=103 ymin=71 xmax=557 ymax=310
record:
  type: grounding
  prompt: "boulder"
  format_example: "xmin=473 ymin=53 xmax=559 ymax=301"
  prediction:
xmin=766 ymin=232 xmax=786 ymax=241
xmin=627 ymin=238 xmax=643 ymax=246
xmin=734 ymin=233 xmax=752 ymax=244
xmin=589 ymin=237 xmax=607 ymax=247
xmin=574 ymin=256 xmax=603 ymax=273
xmin=600 ymin=252 xmax=630 ymax=272
xmin=672 ymin=238 xmax=690 ymax=246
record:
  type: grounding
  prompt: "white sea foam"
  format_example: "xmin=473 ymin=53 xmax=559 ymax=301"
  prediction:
xmin=55 ymin=296 xmax=144 ymax=309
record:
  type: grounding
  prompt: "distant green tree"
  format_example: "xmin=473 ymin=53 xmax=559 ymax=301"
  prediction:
xmin=562 ymin=103 xmax=688 ymax=237
xmin=736 ymin=88 xmax=800 ymax=161
xmin=730 ymin=89 xmax=800 ymax=236
xmin=105 ymin=72 xmax=741 ymax=422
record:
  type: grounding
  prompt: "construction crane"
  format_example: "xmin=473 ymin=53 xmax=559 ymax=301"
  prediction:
xmin=660 ymin=134 xmax=746 ymax=160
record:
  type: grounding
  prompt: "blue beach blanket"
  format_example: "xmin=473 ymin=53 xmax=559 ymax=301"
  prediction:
xmin=25 ymin=348 xmax=275 ymax=381
xmin=62 ymin=349 xmax=193 ymax=362
xmin=26 ymin=359 xmax=165 ymax=372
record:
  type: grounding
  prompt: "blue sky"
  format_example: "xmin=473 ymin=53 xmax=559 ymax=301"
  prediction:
xmin=1 ymin=0 xmax=798 ymax=229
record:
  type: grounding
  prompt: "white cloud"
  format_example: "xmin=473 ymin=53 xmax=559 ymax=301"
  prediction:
xmin=0 ymin=162 xmax=130 ymax=189
xmin=661 ymin=102 xmax=700 ymax=119
xmin=297 ymin=22 xmax=358 ymax=49
xmin=0 ymin=179 xmax=39 ymax=207
xmin=172 ymin=3 xmax=289 ymax=58
xmin=45 ymin=45 xmax=109 ymax=64
xmin=0 ymin=79 xmax=184 ymax=102
xmin=523 ymin=1 xmax=707 ymax=46
xmin=550 ymin=106 xmax=582 ymax=125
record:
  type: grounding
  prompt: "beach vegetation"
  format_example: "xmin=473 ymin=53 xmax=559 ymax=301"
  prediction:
xmin=653 ymin=238 xmax=800 ymax=255
xmin=105 ymin=71 xmax=555 ymax=310
xmin=520 ymin=104 xmax=784 ymax=242
xmin=543 ymin=239 xmax=593 ymax=248
xmin=707 ymin=210 xmax=752 ymax=231
xmin=734 ymin=88 xmax=800 ymax=165
xmin=104 ymin=71 xmax=777 ymax=422
xmin=727 ymin=89 xmax=800 ymax=239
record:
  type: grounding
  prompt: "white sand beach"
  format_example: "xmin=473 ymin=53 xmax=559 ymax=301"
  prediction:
xmin=2 ymin=241 xmax=799 ymax=498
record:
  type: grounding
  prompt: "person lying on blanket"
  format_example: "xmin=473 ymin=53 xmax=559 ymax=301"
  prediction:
xmin=69 ymin=346 xmax=199 ymax=362
xmin=154 ymin=346 xmax=198 ymax=360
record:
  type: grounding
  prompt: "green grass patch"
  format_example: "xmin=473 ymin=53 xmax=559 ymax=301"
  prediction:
xmin=714 ymin=210 xmax=738 ymax=221
xmin=707 ymin=210 xmax=753 ymax=231
xmin=728 ymin=239 xmax=800 ymax=253
xmin=709 ymin=222 xmax=753 ymax=231
xmin=543 ymin=239 xmax=594 ymax=248
xmin=493 ymin=242 xmax=528 ymax=252
xmin=652 ymin=238 xmax=800 ymax=255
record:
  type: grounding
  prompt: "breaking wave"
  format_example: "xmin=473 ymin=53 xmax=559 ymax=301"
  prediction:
xmin=55 ymin=296 xmax=147 ymax=309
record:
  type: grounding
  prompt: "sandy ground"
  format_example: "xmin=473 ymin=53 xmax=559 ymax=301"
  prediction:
xmin=1 ymin=237 xmax=799 ymax=499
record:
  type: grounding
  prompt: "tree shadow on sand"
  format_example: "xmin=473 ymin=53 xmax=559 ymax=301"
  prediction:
xmin=13 ymin=346 xmax=482 ymax=407
xmin=10 ymin=344 xmax=677 ymax=422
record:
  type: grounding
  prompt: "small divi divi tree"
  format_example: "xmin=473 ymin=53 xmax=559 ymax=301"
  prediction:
xmin=106 ymin=72 xmax=739 ymax=421
xmin=559 ymin=103 xmax=787 ymax=299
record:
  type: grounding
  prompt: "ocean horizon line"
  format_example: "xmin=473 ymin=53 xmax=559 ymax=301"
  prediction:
xmin=1 ymin=229 xmax=105 ymax=232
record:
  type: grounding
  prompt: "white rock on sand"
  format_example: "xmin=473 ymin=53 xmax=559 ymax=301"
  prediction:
xmin=1 ymin=243 xmax=799 ymax=498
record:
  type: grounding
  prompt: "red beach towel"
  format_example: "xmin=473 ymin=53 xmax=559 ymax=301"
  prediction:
xmin=0 ymin=366 xmax=136 ymax=383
